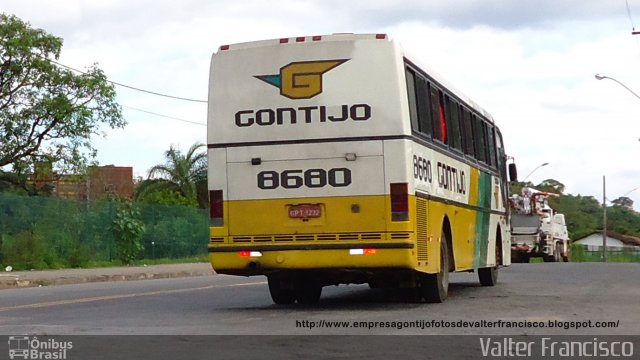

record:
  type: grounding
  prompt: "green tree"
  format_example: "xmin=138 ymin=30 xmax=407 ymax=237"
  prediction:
xmin=112 ymin=200 xmax=145 ymax=265
xmin=536 ymin=179 xmax=565 ymax=194
xmin=549 ymin=194 xmax=602 ymax=240
xmin=612 ymin=196 xmax=634 ymax=209
xmin=0 ymin=14 xmax=124 ymax=188
xmin=135 ymin=143 xmax=207 ymax=208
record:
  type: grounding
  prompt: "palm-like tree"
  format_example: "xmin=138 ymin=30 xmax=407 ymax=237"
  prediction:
xmin=135 ymin=143 xmax=207 ymax=207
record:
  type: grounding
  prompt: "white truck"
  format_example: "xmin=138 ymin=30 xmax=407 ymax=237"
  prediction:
xmin=510 ymin=187 xmax=569 ymax=262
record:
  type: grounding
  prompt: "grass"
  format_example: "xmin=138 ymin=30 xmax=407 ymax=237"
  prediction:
xmin=569 ymin=244 xmax=640 ymax=263
xmin=514 ymin=244 xmax=640 ymax=263
xmin=79 ymin=255 xmax=209 ymax=269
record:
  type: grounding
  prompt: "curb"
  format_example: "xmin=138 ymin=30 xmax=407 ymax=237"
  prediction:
xmin=0 ymin=264 xmax=214 ymax=290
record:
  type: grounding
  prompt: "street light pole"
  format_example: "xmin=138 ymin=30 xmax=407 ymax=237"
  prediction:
xmin=594 ymin=74 xmax=640 ymax=261
xmin=522 ymin=162 xmax=549 ymax=183
xmin=620 ymin=187 xmax=640 ymax=199
xmin=595 ymin=74 xmax=640 ymax=100
xmin=603 ymin=176 xmax=607 ymax=262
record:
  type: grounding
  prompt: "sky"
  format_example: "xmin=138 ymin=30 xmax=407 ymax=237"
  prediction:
xmin=3 ymin=0 xmax=640 ymax=208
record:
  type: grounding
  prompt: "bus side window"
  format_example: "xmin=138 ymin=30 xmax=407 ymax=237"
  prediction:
xmin=429 ymin=86 xmax=442 ymax=142
xmin=472 ymin=115 xmax=487 ymax=163
xmin=405 ymin=68 xmax=419 ymax=132
xmin=462 ymin=108 xmax=475 ymax=157
xmin=445 ymin=95 xmax=462 ymax=152
xmin=496 ymin=130 xmax=507 ymax=178
xmin=486 ymin=125 xmax=497 ymax=168
xmin=430 ymin=88 xmax=447 ymax=143
xmin=416 ymin=75 xmax=433 ymax=138
xmin=438 ymin=91 xmax=447 ymax=143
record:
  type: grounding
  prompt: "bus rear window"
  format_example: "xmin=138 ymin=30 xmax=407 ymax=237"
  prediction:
xmin=405 ymin=68 xmax=420 ymax=132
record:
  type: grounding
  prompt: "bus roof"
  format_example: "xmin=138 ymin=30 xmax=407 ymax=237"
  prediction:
xmin=215 ymin=33 xmax=495 ymax=124
xmin=217 ymin=33 xmax=389 ymax=52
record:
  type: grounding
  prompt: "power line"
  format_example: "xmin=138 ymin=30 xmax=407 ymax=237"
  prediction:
xmin=39 ymin=56 xmax=208 ymax=125
xmin=45 ymin=57 xmax=208 ymax=103
xmin=122 ymin=105 xmax=206 ymax=126
xmin=625 ymin=0 xmax=640 ymax=57
xmin=626 ymin=0 xmax=636 ymax=30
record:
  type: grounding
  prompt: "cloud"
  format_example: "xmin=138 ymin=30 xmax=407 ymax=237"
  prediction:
xmin=316 ymin=0 xmax=633 ymax=30
xmin=4 ymin=0 xmax=640 ymax=208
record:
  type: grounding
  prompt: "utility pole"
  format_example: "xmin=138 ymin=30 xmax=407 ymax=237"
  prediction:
xmin=603 ymin=176 xmax=607 ymax=262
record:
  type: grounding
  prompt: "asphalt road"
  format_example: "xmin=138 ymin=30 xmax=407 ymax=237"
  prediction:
xmin=1 ymin=263 xmax=639 ymax=336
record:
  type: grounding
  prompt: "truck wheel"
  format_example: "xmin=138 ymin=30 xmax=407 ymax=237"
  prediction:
xmin=554 ymin=243 xmax=563 ymax=262
xmin=268 ymin=274 xmax=296 ymax=305
xmin=422 ymin=232 xmax=450 ymax=303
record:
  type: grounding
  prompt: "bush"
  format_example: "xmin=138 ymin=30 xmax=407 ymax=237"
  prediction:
xmin=112 ymin=200 xmax=146 ymax=265
xmin=0 ymin=192 xmax=208 ymax=270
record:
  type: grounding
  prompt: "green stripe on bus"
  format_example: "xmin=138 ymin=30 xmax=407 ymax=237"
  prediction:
xmin=474 ymin=172 xmax=492 ymax=268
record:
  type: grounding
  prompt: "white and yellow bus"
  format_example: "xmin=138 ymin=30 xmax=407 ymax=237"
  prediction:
xmin=207 ymin=33 xmax=517 ymax=304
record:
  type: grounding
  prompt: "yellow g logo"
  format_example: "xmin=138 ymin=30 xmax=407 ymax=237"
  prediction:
xmin=255 ymin=59 xmax=349 ymax=99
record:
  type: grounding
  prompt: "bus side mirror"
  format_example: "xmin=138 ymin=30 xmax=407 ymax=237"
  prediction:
xmin=508 ymin=163 xmax=518 ymax=182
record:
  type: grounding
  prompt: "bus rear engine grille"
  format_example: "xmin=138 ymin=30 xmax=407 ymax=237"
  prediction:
xmin=227 ymin=232 xmax=414 ymax=243
xmin=390 ymin=232 xmax=412 ymax=240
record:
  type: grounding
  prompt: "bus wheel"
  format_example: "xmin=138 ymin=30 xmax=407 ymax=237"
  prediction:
xmin=422 ymin=232 xmax=450 ymax=303
xmin=268 ymin=275 xmax=296 ymax=305
xmin=398 ymin=281 xmax=423 ymax=303
xmin=478 ymin=238 xmax=500 ymax=286
xmin=295 ymin=282 xmax=322 ymax=304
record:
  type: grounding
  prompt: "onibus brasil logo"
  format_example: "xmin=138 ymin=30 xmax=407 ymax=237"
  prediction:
xmin=255 ymin=59 xmax=349 ymax=99
xmin=8 ymin=336 xmax=72 ymax=360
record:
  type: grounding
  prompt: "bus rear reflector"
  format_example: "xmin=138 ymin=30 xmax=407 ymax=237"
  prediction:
xmin=210 ymin=190 xmax=224 ymax=226
xmin=390 ymin=183 xmax=409 ymax=221
xmin=239 ymin=251 xmax=262 ymax=257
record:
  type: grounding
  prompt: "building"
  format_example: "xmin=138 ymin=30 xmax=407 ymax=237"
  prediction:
xmin=87 ymin=165 xmax=134 ymax=201
xmin=33 ymin=164 xmax=133 ymax=201
xmin=573 ymin=230 xmax=640 ymax=250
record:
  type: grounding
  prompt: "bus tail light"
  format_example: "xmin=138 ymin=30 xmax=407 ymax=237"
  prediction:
xmin=239 ymin=251 xmax=262 ymax=257
xmin=210 ymin=190 xmax=224 ymax=226
xmin=349 ymin=248 xmax=377 ymax=255
xmin=390 ymin=183 xmax=409 ymax=221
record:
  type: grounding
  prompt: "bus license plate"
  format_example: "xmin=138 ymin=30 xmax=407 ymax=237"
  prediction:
xmin=288 ymin=205 xmax=321 ymax=219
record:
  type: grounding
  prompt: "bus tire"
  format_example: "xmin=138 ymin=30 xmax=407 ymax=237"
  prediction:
xmin=268 ymin=275 xmax=296 ymax=305
xmin=399 ymin=283 xmax=423 ymax=303
xmin=422 ymin=232 xmax=450 ymax=303
xmin=295 ymin=282 xmax=322 ymax=304
xmin=479 ymin=232 xmax=500 ymax=286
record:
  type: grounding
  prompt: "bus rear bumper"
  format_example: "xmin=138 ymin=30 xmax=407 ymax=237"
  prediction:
xmin=208 ymin=243 xmax=416 ymax=277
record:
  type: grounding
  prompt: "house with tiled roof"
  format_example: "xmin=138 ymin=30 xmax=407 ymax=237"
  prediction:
xmin=573 ymin=230 xmax=640 ymax=250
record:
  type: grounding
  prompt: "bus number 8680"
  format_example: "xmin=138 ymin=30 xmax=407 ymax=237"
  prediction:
xmin=257 ymin=168 xmax=352 ymax=189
